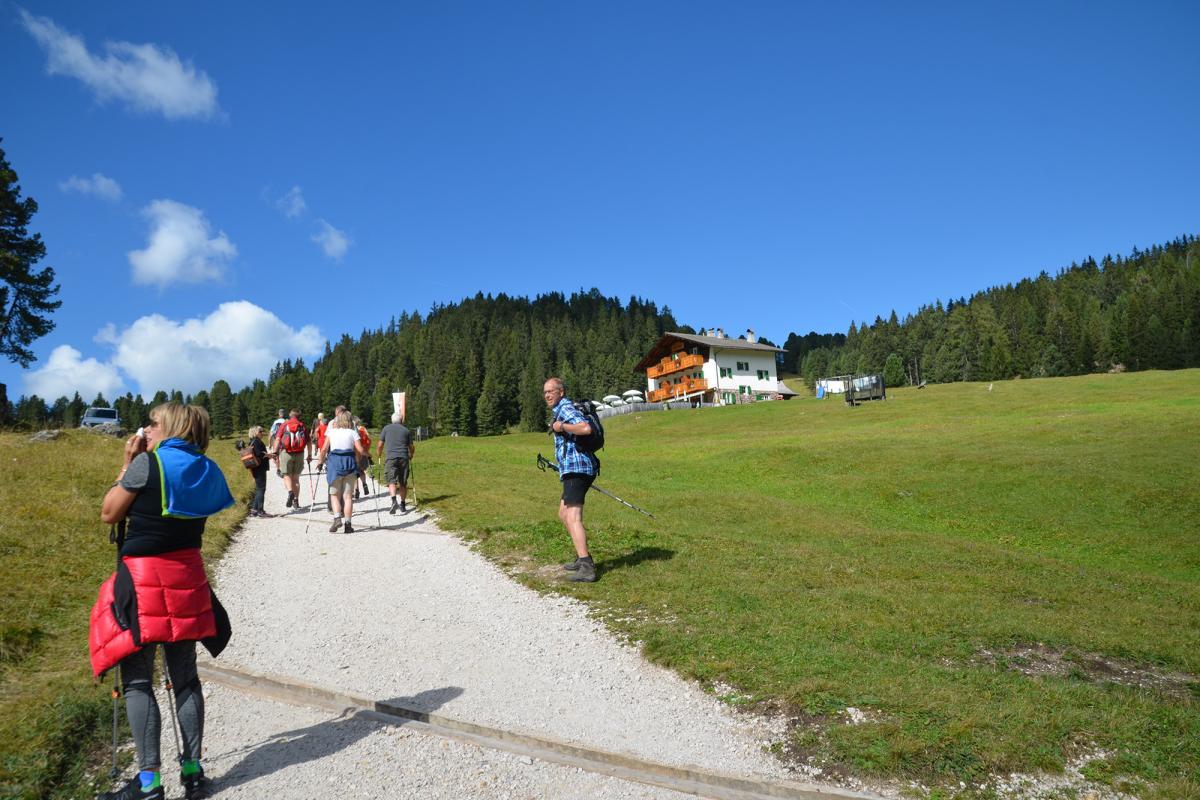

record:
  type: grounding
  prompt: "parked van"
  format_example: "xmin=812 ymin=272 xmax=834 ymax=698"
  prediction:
xmin=80 ymin=407 xmax=120 ymax=428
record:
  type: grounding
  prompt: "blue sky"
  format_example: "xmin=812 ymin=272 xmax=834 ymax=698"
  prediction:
xmin=2 ymin=1 xmax=1198 ymax=401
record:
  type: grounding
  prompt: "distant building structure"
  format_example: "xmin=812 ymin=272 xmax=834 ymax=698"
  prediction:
xmin=635 ymin=328 xmax=797 ymax=405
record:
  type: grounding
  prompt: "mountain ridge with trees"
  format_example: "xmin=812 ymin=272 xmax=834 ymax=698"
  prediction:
xmin=7 ymin=234 xmax=1198 ymax=434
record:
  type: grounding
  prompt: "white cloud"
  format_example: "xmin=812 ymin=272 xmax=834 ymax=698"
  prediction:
xmin=24 ymin=345 xmax=125 ymax=401
xmin=312 ymin=219 xmax=351 ymax=260
xmin=19 ymin=9 xmax=221 ymax=121
xmin=109 ymin=302 xmax=323 ymax=397
xmin=128 ymin=200 xmax=236 ymax=288
xmin=59 ymin=172 xmax=123 ymax=201
xmin=276 ymin=185 xmax=306 ymax=219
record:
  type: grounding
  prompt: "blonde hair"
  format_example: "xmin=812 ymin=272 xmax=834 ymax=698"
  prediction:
xmin=249 ymin=425 xmax=264 ymax=439
xmin=331 ymin=411 xmax=354 ymax=430
xmin=150 ymin=402 xmax=211 ymax=451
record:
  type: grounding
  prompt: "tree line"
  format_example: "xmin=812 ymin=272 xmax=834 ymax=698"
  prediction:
xmin=7 ymin=290 xmax=683 ymax=436
xmin=783 ymin=235 xmax=1199 ymax=388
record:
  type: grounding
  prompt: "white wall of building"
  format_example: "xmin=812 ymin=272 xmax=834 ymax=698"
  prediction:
xmin=647 ymin=341 xmax=780 ymax=403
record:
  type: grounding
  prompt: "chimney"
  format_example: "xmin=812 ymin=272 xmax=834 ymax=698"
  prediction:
xmin=716 ymin=327 xmax=725 ymax=338
xmin=746 ymin=328 xmax=757 ymax=343
xmin=706 ymin=328 xmax=715 ymax=337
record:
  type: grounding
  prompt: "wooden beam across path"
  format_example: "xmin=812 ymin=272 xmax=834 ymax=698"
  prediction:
xmin=197 ymin=662 xmax=880 ymax=800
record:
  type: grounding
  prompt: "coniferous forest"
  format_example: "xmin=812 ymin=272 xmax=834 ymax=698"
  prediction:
xmin=7 ymin=235 xmax=1198 ymax=435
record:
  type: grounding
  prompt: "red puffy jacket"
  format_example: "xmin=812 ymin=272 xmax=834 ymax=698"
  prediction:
xmin=89 ymin=548 xmax=228 ymax=677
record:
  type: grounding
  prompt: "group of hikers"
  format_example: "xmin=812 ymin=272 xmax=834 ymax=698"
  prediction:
xmin=89 ymin=375 xmax=599 ymax=799
xmin=244 ymin=405 xmax=415 ymax=532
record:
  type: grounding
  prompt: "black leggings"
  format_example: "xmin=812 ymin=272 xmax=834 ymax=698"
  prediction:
xmin=120 ymin=643 xmax=204 ymax=770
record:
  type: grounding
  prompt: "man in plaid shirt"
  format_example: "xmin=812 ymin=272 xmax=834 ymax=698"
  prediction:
xmin=543 ymin=377 xmax=599 ymax=582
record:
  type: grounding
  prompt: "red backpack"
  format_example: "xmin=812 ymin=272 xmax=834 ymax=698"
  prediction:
xmin=280 ymin=419 xmax=307 ymax=453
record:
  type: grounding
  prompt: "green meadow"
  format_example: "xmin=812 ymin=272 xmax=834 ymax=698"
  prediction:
xmin=414 ymin=370 xmax=1199 ymax=797
xmin=0 ymin=370 xmax=1196 ymax=798
xmin=0 ymin=432 xmax=252 ymax=800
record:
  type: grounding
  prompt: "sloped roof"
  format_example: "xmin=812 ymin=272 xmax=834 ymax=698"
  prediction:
xmin=636 ymin=331 xmax=783 ymax=371
xmin=775 ymin=381 xmax=801 ymax=396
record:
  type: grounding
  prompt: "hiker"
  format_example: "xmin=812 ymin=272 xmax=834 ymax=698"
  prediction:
xmin=272 ymin=409 xmax=308 ymax=510
xmin=543 ymin=377 xmax=599 ymax=582
xmin=377 ymin=411 xmax=415 ymax=514
xmin=317 ymin=411 xmax=365 ymax=533
xmin=246 ymin=425 xmax=275 ymax=517
xmin=93 ymin=402 xmax=234 ymax=800
xmin=309 ymin=412 xmax=327 ymax=466
xmin=268 ymin=408 xmax=287 ymax=477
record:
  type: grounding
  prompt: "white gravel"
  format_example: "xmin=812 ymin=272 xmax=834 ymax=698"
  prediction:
xmin=192 ymin=473 xmax=801 ymax=797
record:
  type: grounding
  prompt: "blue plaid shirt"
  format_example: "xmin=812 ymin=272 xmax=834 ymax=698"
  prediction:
xmin=552 ymin=397 xmax=598 ymax=479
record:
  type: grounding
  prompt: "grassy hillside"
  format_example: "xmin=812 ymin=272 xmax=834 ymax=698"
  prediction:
xmin=0 ymin=430 xmax=253 ymax=800
xmin=413 ymin=370 xmax=1199 ymax=797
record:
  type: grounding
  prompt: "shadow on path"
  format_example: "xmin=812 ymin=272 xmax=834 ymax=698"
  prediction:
xmin=212 ymin=685 xmax=464 ymax=792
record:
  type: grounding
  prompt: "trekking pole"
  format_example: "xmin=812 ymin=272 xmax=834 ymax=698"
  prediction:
xmin=304 ymin=464 xmax=320 ymax=535
xmin=369 ymin=459 xmax=382 ymax=529
xmin=108 ymin=521 xmax=124 ymax=780
xmin=409 ymin=460 xmax=418 ymax=507
xmin=535 ymin=454 xmax=655 ymax=518
xmin=160 ymin=645 xmax=184 ymax=767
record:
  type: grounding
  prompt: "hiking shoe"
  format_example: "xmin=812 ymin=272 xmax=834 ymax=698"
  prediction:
xmin=98 ymin=776 xmax=165 ymax=800
xmin=562 ymin=558 xmax=581 ymax=571
xmin=400 ymin=501 xmax=407 ymax=513
xmin=389 ymin=500 xmax=397 ymax=515
xmin=182 ymin=768 xmax=210 ymax=799
xmin=344 ymin=522 xmax=354 ymax=534
xmin=353 ymin=488 xmax=360 ymax=500
xmin=329 ymin=517 xmax=342 ymax=533
xmin=567 ymin=561 xmax=597 ymax=582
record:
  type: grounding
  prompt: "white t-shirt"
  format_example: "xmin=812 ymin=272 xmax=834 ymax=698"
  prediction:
xmin=325 ymin=427 xmax=359 ymax=452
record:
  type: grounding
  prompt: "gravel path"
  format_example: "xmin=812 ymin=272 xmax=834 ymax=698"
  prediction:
xmin=191 ymin=471 xmax=808 ymax=798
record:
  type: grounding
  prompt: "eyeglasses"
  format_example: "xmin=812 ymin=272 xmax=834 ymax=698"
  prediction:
xmin=145 ymin=419 xmax=159 ymax=429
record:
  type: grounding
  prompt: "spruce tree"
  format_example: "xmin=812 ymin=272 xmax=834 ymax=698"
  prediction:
xmin=0 ymin=141 xmax=61 ymax=367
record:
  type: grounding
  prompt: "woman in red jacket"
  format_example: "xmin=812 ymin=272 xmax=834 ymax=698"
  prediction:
xmin=95 ymin=402 xmax=233 ymax=800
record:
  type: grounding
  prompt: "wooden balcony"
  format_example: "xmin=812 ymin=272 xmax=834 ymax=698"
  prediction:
xmin=647 ymin=377 xmax=708 ymax=403
xmin=646 ymin=352 xmax=705 ymax=379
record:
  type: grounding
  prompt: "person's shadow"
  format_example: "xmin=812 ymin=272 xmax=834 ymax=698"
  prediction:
xmin=213 ymin=686 xmax=464 ymax=791
xmin=598 ymin=546 xmax=674 ymax=576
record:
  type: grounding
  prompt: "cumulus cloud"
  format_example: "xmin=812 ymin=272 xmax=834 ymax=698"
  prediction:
xmin=24 ymin=345 xmax=125 ymax=401
xmin=107 ymin=302 xmax=323 ymax=397
xmin=128 ymin=200 xmax=236 ymax=288
xmin=276 ymin=185 xmax=306 ymax=219
xmin=312 ymin=219 xmax=351 ymax=260
xmin=59 ymin=172 xmax=123 ymax=201
xmin=19 ymin=9 xmax=221 ymax=121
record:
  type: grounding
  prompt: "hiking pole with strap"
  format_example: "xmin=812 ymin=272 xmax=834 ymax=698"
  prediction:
xmin=409 ymin=460 xmax=418 ymax=508
xmin=369 ymin=458 xmax=382 ymax=529
xmin=304 ymin=464 xmax=320 ymax=534
xmin=535 ymin=454 xmax=655 ymax=518
xmin=159 ymin=645 xmax=185 ymax=768
xmin=108 ymin=520 xmax=125 ymax=781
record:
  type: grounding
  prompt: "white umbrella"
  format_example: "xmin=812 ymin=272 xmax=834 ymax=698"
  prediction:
xmin=622 ymin=389 xmax=644 ymax=398
xmin=609 ymin=398 xmax=626 ymax=406
xmin=602 ymin=394 xmax=622 ymax=403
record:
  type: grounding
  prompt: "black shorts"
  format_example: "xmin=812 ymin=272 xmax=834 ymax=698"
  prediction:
xmin=385 ymin=457 xmax=409 ymax=485
xmin=561 ymin=472 xmax=595 ymax=505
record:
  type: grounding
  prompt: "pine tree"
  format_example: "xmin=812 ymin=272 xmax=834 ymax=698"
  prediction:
xmin=0 ymin=141 xmax=61 ymax=366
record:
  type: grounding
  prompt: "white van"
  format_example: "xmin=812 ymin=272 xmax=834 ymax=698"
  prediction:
xmin=80 ymin=407 xmax=120 ymax=428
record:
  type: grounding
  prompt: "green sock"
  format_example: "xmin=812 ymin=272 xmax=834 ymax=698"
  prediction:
xmin=181 ymin=759 xmax=201 ymax=777
xmin=138 ymin=770 xmax=161 ymax=790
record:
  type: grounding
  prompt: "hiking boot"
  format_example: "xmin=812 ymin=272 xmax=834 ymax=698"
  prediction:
xmin=562 ymin=557 xmax=581 ymax=571
xmin=353 ymin=488 xmax=360 ymax=500
xmin=389 ymin=499 xmax=398 ymax=515
xmin=285 ymin=494 xmax=294 ymax=508
xmin=400 ymin=501 xmax=407 ymax=513
xmin=329 ymin=517 xmax=342 ymax=533
xmin=567 ymin=561 xmax=597 ymax=582
xmin=98 ymin=775 xmax=165 ymax=800
xmin=182 ymin=768 xmax=210 ymax=799
xmin=343 ymin=522 xmax=354 ymax=534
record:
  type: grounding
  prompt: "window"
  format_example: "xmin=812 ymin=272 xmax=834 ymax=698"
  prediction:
xmin=736 ymin=361 xmax=749 ymax=371
xmin=740 ymin=385 xmax=750 ymax=395
xmin=720 ymin=367 xmax=732 ymax=379
xmin=722 ymin=392 xmax=736 ymax=404
xmin=757 ymin=370 xmax=769 ymax=380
